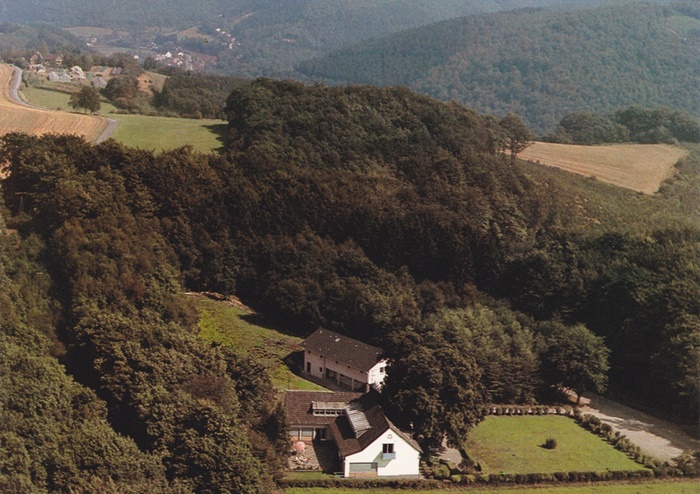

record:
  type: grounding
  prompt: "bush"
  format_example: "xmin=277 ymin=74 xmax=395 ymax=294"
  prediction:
xmin=544 ymin=437 xmax=557 ymax=449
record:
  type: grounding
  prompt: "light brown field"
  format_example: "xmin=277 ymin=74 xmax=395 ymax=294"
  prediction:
xmin=0 ymin=64 xmax=108 ymax=142
xmin=520 ymin=142 xmax=689 ymax=194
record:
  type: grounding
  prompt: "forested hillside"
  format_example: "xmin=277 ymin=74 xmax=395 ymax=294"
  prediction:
xmin=298 ymin=2 xmax=700 ymax=133
xmin=0 ymin=24 xmax=85 ymax=58
xmin=1 ymin=81 xmax=698 ymax=490
xmin=0 ymin=0 xmax=668 ymax=76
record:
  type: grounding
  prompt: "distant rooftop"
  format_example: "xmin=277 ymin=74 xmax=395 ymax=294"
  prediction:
xmin=301 ymin=328 xmax=384 ymax=372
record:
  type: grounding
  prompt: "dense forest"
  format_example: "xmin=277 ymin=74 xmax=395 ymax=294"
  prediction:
xmin=297 ymin=2 xmax=700 ymax=133
xmin=1 ymin=80 xmax=698 ymax=491
xmin=547 ymin=106 xmax=700 ymax=144
xmin=0 ymin=1 xmax=673 ymax=77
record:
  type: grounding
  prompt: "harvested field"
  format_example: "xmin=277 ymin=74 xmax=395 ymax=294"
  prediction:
xmin=0 ymin=64 xmax=107 ymax=142
xmin=520 ymin=142 xmax=689 ymax=194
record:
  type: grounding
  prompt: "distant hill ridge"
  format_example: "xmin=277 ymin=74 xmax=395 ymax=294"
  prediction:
xmin=297 ymin=2 xmax=700 ymax=133
xmin=0 ymin=1 xmax=668 ymax=76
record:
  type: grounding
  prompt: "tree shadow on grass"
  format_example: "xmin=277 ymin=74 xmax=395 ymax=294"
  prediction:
xmin=203 ymin=123 xmax=230 ymax=152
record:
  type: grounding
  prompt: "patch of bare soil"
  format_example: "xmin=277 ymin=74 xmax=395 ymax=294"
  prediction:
xmin=583 ymin=394 xmax=700 ymax=462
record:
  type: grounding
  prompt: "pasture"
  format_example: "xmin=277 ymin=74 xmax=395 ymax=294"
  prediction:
xmin=520 ymin=142 xmax=688 ymax=194
xmin=0 ymin=65 xmax=107 ymax=141
xmin=194 ymin=294 xmax=326 ymax=391
xmin=20 ymin=85 xmax=226 ymax=153
xmin=285 ymin=481 xmax=700 ymax=494
xmin=464 ymin=416 xmax=645 ymax=474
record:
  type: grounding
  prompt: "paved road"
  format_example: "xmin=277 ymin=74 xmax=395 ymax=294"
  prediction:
xmin=95 ymin=117 xmax=118 ymax=143
xmin=8 ymin=65 xmax=30 ymax=107
xmin=583 ymin=393 xmax=700 ymax=462
xmin=7 ymin=65 xmax=117 ymax=143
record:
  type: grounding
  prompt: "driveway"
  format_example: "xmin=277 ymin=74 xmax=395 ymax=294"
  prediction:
xmin=583 ymin=393 xmax=700 ymax=462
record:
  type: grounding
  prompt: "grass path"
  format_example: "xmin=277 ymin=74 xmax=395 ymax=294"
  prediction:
xmin=285 ymin=480 xmax=700 ymax=494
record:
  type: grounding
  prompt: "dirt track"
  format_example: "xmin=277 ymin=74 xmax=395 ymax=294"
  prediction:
xmin=0 ymin=64 xmax=108 ymax=142
xmin=583 ymin=394 xmax=700 ymax=462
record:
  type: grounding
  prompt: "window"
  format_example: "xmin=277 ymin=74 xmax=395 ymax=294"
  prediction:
xmin=382 ymin=443 xmax=396 ymax=459
xmin=379 ymin=366 xmax=385 ymax=373
xmin=319 ymin=367 xmax=323 ymax=373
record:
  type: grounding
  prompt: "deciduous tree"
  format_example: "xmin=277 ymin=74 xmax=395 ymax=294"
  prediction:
xmin=69 ymin=85 xmax=101 ymax=114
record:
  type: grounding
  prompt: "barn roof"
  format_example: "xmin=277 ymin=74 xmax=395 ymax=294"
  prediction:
xmin=301 ymin=328 xmax=384 ymax=372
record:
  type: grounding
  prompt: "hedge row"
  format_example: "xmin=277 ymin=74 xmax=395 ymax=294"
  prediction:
xmin=484 ymin=405 xmax=578 ymax=416
xmin=277 ymin=478 xmax=443 ymax=489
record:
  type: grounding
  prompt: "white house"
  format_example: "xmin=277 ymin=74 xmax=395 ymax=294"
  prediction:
xmin=301 ymin=328 xmax=387 ymax=392
xmin=284 ymin=390 xmax=422 ymax=478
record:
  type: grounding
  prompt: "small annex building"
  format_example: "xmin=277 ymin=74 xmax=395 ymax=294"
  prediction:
xmin=285 ymin=390 xmax=421 ymax=478
xmin=301 ymin=328 xmax=387 ymax=392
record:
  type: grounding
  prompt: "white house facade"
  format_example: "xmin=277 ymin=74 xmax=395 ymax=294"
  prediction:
xmin=301 ymin=328 xmax=387 ymax=392
xmin=340 ymin=425 xmax=421 ymax=478
xmin=284 ymin=390 xmax=422 ymax=478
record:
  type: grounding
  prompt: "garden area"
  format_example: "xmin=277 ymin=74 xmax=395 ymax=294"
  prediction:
xmin=463 ymin=415 xmax=646 ymax=474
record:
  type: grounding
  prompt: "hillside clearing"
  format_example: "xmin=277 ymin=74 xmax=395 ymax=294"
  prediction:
xmin=520 ymin=142 xmax=688 ymax=194
xmin=0 ymin=64 xmax=107 ymax=141
xmin=193 ymin=294 xmax=326 ymax=391
xmin=21 ymin=85 xmax=225 ymax=153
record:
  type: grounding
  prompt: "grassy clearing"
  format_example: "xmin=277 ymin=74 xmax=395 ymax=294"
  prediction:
xmin=520 ymin=142 xmax=688 ymax=194
xmin=21 ymin=85 xmax=225 ymax=153
xmin=0 ymin=65 xmax=106 ymax=141
xmin=465 ymin=416 xmax=645 ymax=474
xmin=194 ymin=295 xmax=326 ymax=391
xmin=284 ymin=480 xmax=700 ymax=494
xmin=519 ymin=146 xmax=700 ymax=235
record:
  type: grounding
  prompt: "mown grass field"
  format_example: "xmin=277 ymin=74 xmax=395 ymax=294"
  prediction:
xmin=0 ymin=65 xmax=107 ymax=141
xmin=465 ymin=416 xmax=645 ymax=475
xmin=520 ymin=141 xmax=688 ymax=194
xmin=21 ymin=85 xmax=226 ymax=153
xmin=194 ymin=295 xmax=326 ymax=391
xmin=285 ymin=480 xmax=700 ymax=494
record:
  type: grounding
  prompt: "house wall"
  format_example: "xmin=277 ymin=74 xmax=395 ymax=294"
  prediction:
xmin=366 ymin=361 xmax=387 ymax=389
xmin=304 ymin=351 xmax=387 ymax=391
xmin=342 ymin=428 xmax=420 ymax=478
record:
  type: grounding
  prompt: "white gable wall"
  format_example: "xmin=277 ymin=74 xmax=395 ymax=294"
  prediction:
xmin=304 ymin=350 xmax=387 ymax=391
xmin=366 ymin=360 xmax=387 ymax=389
xmin=342 ymin=427 xmax=420 ymax=478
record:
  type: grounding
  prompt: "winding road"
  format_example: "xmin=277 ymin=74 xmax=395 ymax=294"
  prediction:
xmin=0 ymin=64 xmax=117 ymax=142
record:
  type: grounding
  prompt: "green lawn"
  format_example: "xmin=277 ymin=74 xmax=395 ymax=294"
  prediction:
xmin=465 ymin=416 xmax=646 ymax=475
xmin=194 ymin=295 xmax=326 ymax=391
xmin=285 ymin=480 xmax=700 ymax=494
xmin=21 ymin=86 xmax=226 ymax=153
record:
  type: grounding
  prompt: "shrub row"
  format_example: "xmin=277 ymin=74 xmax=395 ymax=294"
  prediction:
xmin=277 ymin=478 xmax=443 ymax=489
xmin=484 ymin=405 xmax=578 ymax=416
xmin=453 ymin=469 xmax=655 ymax=485
xmin=574 ymin=413 xmax=667 ymax=469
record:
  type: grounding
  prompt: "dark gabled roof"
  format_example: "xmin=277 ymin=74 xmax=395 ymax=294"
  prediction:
xmin=328 ymin=392 xmax=421 ymax=457
xmin=284 ymin=390 xmax=362 ymax=427
xmin=301 ymin=328 xmax=384 ymax=372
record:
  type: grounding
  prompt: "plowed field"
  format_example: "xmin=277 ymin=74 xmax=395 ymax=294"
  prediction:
xmin=520 ymin=142 xmax=689 ymax=194
xmin=0 ymin=64 xmax=107 ymax=141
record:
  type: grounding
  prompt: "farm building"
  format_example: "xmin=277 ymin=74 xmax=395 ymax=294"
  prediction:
xmin=301 ymin=328 xmax=387 ymax=392
xmin=285 ymin=390 xmax=421 ymax=478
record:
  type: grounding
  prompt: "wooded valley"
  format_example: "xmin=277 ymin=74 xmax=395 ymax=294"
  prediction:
xmin=1 ymin=80 xmax=698 ymax=492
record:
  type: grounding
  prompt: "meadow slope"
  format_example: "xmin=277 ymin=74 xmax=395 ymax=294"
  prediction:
xmin=520 ymin=142 xmax=689 ymax=194
xmin=0 ymin=64 xmax=107 ymax=142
